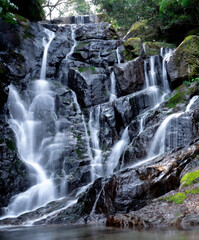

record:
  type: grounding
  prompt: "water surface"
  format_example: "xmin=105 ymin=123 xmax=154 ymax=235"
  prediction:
xmin=0 ymin=225 xmax=199 ymax=240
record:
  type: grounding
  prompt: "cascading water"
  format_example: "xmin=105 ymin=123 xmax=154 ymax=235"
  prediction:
xmin=75 ymin=15 xmax=84 ymax=25
xmin=147 ymin=95 xmax=197 ymax=160
xmin=2 ymin=29 xmax=69 ymax=218
xmin=116 ymin=47 xmax=121 ymax=64
xmin=109 ymin=72 xmax=117 ymax=102
xmin=138 ymin=50 xmax=172 ymax=134
xmin=106 ymin=127 xmax=129 ymax=175
xmin=89 ymin=106 xmax=103 ymax=181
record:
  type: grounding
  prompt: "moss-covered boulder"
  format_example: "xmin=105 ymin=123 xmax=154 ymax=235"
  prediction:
xmin=124 ymin=20 xmax=157 ymax=41
xmin=167 ymin=35 xmax=199 ymax=88
xmin=123 ymin=37 xmax=142 ymax=60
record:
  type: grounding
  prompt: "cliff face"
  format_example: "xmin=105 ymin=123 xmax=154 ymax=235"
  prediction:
xmin=0 ymin=16 xmax=199 ymax=227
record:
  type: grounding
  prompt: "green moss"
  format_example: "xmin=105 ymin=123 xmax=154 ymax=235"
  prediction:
xmin=181 ymin=170 xmax=199 ymax=187
xmin=173 ymin=35 xmax=199 ymax=78
xmin=121 ymin=49 xmax=135 ymax=61
xmin=166 ymin=91 xmax=186 ymax=108
xmin=6 ymin=139 xmax=16 ymax=151
xmin=186 ymin=188 xmax=199 ymax=194
xmin=124 ymin=37 xmax=141 ymax=59
xmin=162 ymin=192 xmax=187 ymax=204
xmin=78 ymin=66 xmax=97 ymax=74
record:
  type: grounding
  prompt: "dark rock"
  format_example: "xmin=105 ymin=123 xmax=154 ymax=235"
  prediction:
xmin=114 ymin=57 xmax=145 ymax=97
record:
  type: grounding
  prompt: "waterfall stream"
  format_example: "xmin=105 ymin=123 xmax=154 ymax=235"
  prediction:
xmin=4 ymin=29 xmax=57 ymax=217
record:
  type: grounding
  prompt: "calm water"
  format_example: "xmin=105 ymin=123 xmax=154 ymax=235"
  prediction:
xmin=0 ymin=225 xmax=199 ymax=240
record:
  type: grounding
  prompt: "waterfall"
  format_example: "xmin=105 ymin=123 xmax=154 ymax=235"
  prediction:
xmin=116 ymin=47 xmax=121 ymax=64
xmin=75 ymin=15 xmax=84 ymax=25
xmin=138 ymin=49 xmax=173 ymax=134
xmin=109 ymin=72 xmax=117 ymax=102
xmin=2 ymin=29 xmax=66 ymax=218
xmin=186 ymin=95 xmax=199 ymax=112
xmin=160 ymin=48 xmax=173 ymax=95
xmin=106 ymin=127 xmax=129 ymax=175
xmin=40 ymin=29 xmax=55 ymax=79
xmin=89 ymin=106 xmax=103 ymax=181
xmin=148 ymin=112 xmax=183 ymax=158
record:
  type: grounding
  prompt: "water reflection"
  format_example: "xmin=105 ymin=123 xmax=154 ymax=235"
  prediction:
xmin=0 ymin=225 xmax=199 ymax=240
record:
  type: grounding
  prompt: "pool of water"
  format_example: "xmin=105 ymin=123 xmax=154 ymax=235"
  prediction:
xmin=0 ymin=225 xmax=199 ymax=240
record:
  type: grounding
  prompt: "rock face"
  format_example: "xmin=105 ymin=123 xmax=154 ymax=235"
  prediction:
xmin=167 ymin=35 xmax=199 ymax=88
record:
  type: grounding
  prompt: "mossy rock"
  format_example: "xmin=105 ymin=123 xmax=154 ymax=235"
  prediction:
xmin=143 ymin=41 xmax=175 ymax=56
xmin=125 ymin=20 xmax=157 ymax=41
xmin=97 ymin=13 xmax=109 ymax=23
xmin=123 ymin=37 xmax=142 ymax=59
xmin=167 ymin=35 xmax=199 ymax=83
xmin=165 ymin=82 xmax=199 ymax=109
xmin=181 ymin=170 xmax=199 ymax=187
xmin=78 ymin=66 xmax=97 ymax=74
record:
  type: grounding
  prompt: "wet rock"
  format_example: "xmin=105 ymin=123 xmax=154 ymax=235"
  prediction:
xmin=68 ymin=67 xmax=110 ymax=107
xmin=79 ymin=141 xmax=199 ymax=217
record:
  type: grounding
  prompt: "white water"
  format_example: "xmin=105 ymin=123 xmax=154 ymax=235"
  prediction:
xmin=186 ymin=95 xmax=199 ymax=112
xmin=75 ymin=15 xmax=84 ymax=25
xmin=139 ymin=49 xmax=173 ymax=134
xmin=109 ymin=72 xmax=117 ymax=102
xmin=89 ymin=106 xmax=103 ymax=181
xmin=116 ymin=47 xmax=121 ymax=64
xmin=1 ymin=29 xmax=65 ymax=218
xmin=106 ymin=127 xmax=129 ymax=175
xmin=160 ymin=48 xmax=173 ymax=94
xmin=148 ymin=112 xmax=183 ymax=158
xmin=40 ymin=29 xmax=55 ymax=79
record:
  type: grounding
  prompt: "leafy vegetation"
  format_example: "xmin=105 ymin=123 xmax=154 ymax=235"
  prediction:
xmin=91 ymin=0 xmax=199 ymax=42
xmin=0 ymin=0 xmax=18 ymax=23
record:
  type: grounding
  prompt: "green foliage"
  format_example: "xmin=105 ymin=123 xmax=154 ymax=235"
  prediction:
xmin=0 ymin=0 xmax=18 ymax=23
xmin=181 ymin=170 xmax=199 ymax=187
xmin=91 ymin=0 xmax=199 ymax=39
xmin=74 ymin=0 xmax=91 ymax=15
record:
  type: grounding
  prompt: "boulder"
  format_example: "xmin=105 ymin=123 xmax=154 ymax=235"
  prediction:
xmin=167 ymin=35 xmax=199 ymax=88
xmin=124 ymin=20 xmax=157 ymax=41
xmin=114 ymin=57 xmax=145 ymax=97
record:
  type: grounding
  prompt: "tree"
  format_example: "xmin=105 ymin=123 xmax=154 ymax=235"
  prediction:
xmin=0 ymin=0 xmax=18 ymax=23
xmin=42 ymin=0 xmax=91 ymax=20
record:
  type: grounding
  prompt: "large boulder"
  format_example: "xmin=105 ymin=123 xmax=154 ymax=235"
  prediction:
xmin=114 ymin=57 xmax=145 ymax=97
xmin=167 ymin=35 xmax=199 ymax=88
xmin=124 ymin=20 xmax=157 ymax=41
